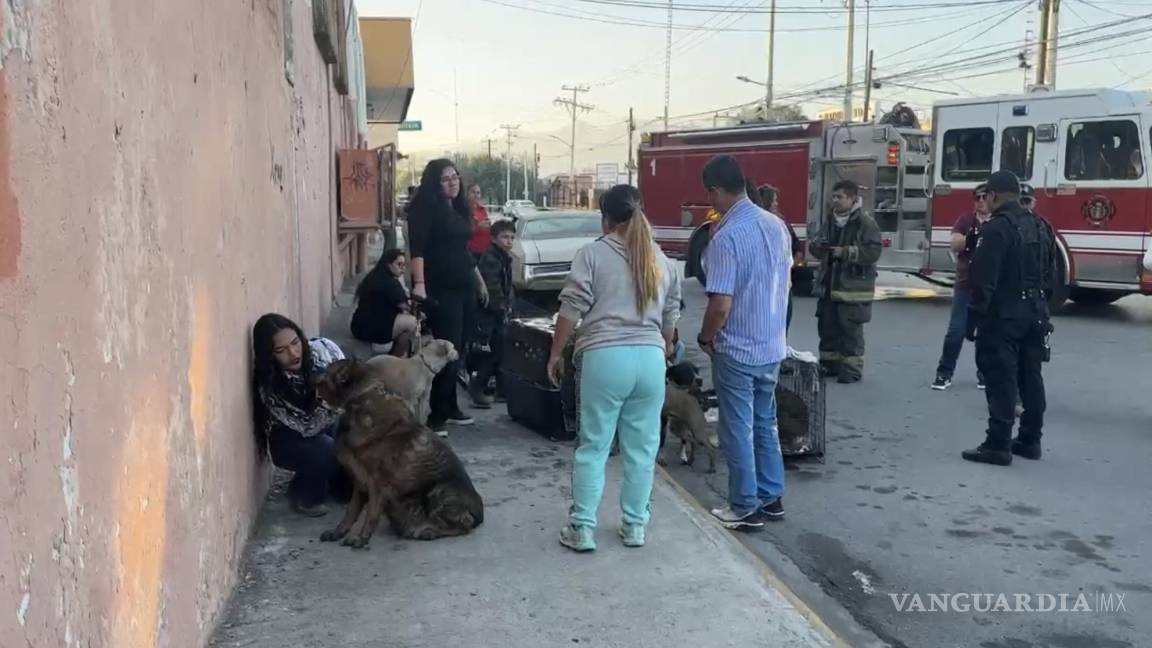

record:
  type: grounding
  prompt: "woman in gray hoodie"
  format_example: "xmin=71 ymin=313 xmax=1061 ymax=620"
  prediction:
xmin=546 ymin=184 xmax=682 ymax=552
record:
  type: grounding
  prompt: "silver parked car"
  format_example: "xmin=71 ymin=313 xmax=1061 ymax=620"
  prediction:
xmin=511 ymin=210 xmax=603 ymax=292
xmin=502 ymin=199 xmax=538 ymax=219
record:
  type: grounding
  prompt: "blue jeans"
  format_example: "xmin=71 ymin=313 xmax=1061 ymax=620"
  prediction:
xmin=936 ymin=286 xmax=974 ymax=379
xmin=711 ymin=353 xmax=785 ymax=515
xmin=269 ymin=424 xmax=343 ymax=507
xmin=570 ymin=345 xmax=666 ymax=530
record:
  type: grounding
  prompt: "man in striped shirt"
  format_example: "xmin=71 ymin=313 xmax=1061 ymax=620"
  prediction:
xmin=696 ymin=155 xmax=792 ymax=531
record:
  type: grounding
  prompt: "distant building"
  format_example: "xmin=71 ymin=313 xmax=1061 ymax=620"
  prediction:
xmin=549 ymin=173 xmax=597 ymax=209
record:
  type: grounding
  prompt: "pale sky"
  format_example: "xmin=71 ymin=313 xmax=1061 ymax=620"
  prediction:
xmin=356 ymin=0 xmax=1152 ymax=175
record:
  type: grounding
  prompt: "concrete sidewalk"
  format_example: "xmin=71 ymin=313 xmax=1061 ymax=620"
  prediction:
xmin=210 ymin=403 xmax=841 ymax=648
xmin=210 ymin=274 xmax=848 ymax=648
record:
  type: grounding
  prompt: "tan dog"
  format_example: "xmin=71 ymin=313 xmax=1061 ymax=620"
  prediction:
xmin=314 ymin=359 xmax=484 ymax=549
xmin=363 ymin=338 xmax=457 ymax=422
xmin=660 ymin=382 xmax=717 ymax=473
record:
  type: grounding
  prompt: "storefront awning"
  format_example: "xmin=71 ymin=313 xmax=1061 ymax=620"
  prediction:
xmin=360 ymin=17 xmax=414 ymax=124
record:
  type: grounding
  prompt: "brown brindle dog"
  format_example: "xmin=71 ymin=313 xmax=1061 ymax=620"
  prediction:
xmin=314 ymin=359 xmax=484 ymax=549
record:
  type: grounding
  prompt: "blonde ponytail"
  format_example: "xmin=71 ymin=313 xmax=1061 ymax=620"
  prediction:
xmin=623 ymin=208 xmax=662 ymax=316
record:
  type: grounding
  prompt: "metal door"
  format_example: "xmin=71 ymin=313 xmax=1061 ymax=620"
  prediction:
xmin=1054 ymin=116 xmax=1148 ymax=287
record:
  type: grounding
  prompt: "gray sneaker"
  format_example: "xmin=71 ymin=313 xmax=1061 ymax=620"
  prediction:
xmin=619 ymin=523 xmax=646 ymax=548
xmin=710 ymin=506 xmax=766 ymax=531
xmin=559 ymin=524 xmax=596 ymax=552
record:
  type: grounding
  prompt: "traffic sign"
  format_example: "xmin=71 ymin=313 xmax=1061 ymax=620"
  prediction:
xmin=398 ymin=120 xmax=423 ymax=132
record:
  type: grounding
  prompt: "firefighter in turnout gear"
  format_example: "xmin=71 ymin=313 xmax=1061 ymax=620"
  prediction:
xmin=809 ymin=180 xmax=883 ymax=383
xmin=962 ymin=170 xmax=1056 ymax=466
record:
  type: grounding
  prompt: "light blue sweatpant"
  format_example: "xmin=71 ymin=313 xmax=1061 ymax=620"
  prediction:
xmin=569 ymin=345 xmax=666 ymax=530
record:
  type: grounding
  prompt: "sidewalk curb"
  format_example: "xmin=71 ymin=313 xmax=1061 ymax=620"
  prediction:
xmin=657 ymin=466 xmax=890 ymax=648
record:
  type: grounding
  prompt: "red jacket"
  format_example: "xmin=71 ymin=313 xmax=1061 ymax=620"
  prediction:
xmin=468 ymin=204 xmax=491 ymax=255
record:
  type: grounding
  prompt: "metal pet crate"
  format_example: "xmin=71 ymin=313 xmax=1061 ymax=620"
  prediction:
xmin=776 ymin=355 xmax=826 ymax=459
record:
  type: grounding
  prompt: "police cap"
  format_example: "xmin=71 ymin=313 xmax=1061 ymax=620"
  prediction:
xmin=985 ymin=170 xmax=1021 ymax=195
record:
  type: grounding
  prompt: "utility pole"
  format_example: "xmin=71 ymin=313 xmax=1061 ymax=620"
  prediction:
xmin=627 ymin=107 xmax=636 ymax=185
xmin=1043 ymin=0 xmax=1061 ymax=87
xmin=844 ymin=0 xmax=856 ymax=122
xmin=533 ymin=143 xmax=539 ymax=202
xmin=1035 ymin=0 xmax=1051 ymax=86
xmin=663 ymin=0 xmax=673 ymax=130
xmin=765 ymin=0 xmax=776 ymax=115
xmin=554 ymin=85 xmax=594 ymax=185
xmin=484 ymin=138 xmax=493 ymax=158
xmin=862 ymin=49 xmax=875 ymax=122
xmin=499 ymin=124 xmax=519 ymax=203
xmin=522 ymin=152 xmax=529 ymax=200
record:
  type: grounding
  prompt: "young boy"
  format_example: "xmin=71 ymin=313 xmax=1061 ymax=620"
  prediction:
xmin=469 ymin=219 xmax=516 ymax=408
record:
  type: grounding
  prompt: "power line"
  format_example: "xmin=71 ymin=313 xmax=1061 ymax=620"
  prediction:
xmin=476 ymin=0 xmax=1026 ymax=32
xmin=1071 ymin=0 xmax=1150 ymax=19
xmin=591 ymin=0 xmax=766 ymax=89
xmin=780 ymin=1 xmax=1031 ymax=104
xmin=666 ymin=11 xmax=1152 ymax=123
xmin=568 ymin=0 xmax=1021 ymax=14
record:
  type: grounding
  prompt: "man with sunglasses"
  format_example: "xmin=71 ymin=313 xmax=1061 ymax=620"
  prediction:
xmin=932 ymin=184 xmax=991 ymax=390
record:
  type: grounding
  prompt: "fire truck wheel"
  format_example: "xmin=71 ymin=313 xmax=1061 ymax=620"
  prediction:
xmin=1068 ymin=288 xmax=1126 ymax=306
xmin=687 ymin=228 xmax=711 ymax=287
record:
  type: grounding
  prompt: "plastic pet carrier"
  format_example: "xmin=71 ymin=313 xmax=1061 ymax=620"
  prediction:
xmin=500 ymin=316 xmax=578 ymax=442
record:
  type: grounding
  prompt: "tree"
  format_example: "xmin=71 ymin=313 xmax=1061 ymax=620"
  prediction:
xmin=397 ymin=152 xmax=539 ymax=206
xmin=454 ymin=153 xmax=534 ymax=205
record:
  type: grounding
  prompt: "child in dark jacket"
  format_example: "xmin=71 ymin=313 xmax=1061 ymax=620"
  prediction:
xmin=468 ymin=220 xmax=516 ymax=408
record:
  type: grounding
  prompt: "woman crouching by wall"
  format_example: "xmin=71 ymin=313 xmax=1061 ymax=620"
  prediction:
xmin=252 ymin=313 xmax=347 ymax=517
xmin=546 ymin=184 xmax=682 ymax=552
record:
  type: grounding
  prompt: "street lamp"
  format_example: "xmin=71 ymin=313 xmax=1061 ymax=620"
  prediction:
xmin=735 ymin=75 xmax=765 ymax=87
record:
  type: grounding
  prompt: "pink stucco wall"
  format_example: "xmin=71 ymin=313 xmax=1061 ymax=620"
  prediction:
xmin=0 ymin=1 xmax=357 ymax=646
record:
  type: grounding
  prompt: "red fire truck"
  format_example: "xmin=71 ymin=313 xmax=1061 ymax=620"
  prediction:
xmin=927 ymin=88 xmax=1152 ymax=306
xmin=637 ymin=119 xmax=931 ymax=292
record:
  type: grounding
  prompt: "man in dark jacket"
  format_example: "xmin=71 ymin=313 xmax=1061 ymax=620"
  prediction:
xmin=962 ymin=170 xmax=1055 ymax=466
xmin=809 ymin=180 xmax=883 ymax=383
xmin=468 ymin=219 xmax=516 ymax=408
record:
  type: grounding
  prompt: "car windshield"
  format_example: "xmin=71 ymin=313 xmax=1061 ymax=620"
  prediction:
xmin=520 ymin=215 xmax=602 ymax=240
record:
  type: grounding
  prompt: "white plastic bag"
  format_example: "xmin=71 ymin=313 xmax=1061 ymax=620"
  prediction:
xmin=787 ymin=346 xmax=818 ymax=364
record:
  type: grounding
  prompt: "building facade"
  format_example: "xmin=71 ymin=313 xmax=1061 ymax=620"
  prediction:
xmin=0 ymin=2 xmax=411 ymax=647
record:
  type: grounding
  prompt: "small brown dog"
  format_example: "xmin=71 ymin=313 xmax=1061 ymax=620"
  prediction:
xmin=660 ymin=382 xmax=717 ymax=473
xmin=314 ymin=359 xmax=484 ymax=549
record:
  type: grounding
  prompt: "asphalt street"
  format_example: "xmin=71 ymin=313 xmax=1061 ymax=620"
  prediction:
xmin=670 ymin=272 xmax=1152 ymax=648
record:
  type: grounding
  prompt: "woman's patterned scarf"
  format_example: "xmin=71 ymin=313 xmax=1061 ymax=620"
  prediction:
xmin=259 ymin=338 xmax=343 ymax=438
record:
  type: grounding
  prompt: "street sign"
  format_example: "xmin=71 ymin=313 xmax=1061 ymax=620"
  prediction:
xmin=398 ymin=120 xmax=423 ymax=132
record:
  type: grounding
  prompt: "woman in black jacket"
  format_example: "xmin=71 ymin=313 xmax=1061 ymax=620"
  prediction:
xmin=406 ymin=159 xmax=489 ymax=435
xmin=350 ymin=248 xmax=419 ymax=356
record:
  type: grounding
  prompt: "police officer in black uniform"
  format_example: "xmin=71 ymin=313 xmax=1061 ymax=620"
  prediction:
xmin=962 ymin=170 xmax=1056 ymax=466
